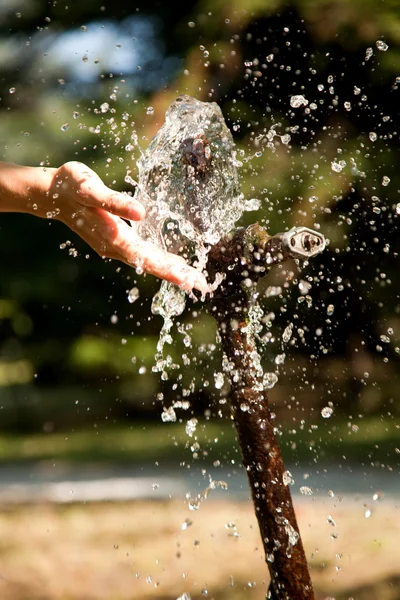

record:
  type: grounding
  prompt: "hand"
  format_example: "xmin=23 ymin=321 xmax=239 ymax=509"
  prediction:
xmin=48 ymin=162 xmax=209 ymax=293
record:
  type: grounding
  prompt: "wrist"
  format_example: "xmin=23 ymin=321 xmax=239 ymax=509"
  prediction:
xmin=0 ymin=163 xmax=56 ymax=218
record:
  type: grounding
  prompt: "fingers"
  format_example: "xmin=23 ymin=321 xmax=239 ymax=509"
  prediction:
xmin=114 ymin=222 xmax=210 ymax=293
xmin=54 ymin=161 xmax=145 ymax=221
xmin=65 ymin=207 xmax=209 ymax=294
xmin=79 ymin=179 xmax=145 ymax=221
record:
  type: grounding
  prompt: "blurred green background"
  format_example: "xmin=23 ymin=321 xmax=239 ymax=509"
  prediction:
xmin=1 ymin=0 xmax=399 ymax=436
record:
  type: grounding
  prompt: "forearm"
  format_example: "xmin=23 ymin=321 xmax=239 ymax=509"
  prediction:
xmin=0 ymin=162 xmax=56 ymax=218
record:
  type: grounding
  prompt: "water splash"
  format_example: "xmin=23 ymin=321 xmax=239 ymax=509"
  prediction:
xmin=133 ymin=95 xmax=244 ymax=257
xmin=133 ymin=95 xmax=246 ymax=371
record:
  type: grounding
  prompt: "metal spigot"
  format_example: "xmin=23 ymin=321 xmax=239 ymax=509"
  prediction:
xmin=280 ymin=227 xmax=326 ymax=258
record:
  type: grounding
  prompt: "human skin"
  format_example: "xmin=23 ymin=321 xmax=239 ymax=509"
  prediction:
xmin=0 ymin=161 xmax=209 ymax=293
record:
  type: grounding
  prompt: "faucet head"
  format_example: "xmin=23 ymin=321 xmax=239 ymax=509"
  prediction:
xmin=281 ymin=227 xmax=326 ymax=258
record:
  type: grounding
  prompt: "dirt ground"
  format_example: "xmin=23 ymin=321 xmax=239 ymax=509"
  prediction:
xmin=0 ymin=496 xmax=399 ymax=600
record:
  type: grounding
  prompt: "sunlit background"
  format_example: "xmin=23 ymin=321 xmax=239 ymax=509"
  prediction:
xmin=0 ymin=0 xmax=399 ymax=599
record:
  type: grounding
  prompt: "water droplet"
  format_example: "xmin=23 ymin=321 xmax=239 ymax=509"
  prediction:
xmin=161 ymin=406 xmax=177 ymax=422
xmin=244 ymin=197 xmax=261 ymax=211
xmin=138 ymin=366 xmax=146 ymax=374
xmin=146 ymin=106 xmax=154 ymax=115
xmin=344 ymin=101 xmax=352 ymax=111
xmin=321 ymin=406 xmax=333 ymax=418
xmin=327 ymin=304 xmax=334 ymax=316
xmin=382 ymin=176 xmax=390 ymax=186
xmin=365 ymin=47 xmax=374 ymax=61
xmin=290 ymin=94 xmax=308 ymax=108
xmin=9 ymin=87 xmax=16 ymax=94
xmin=380 ymin=334 xmax=390 ymax=343
xmin=100 ymin=102 xmax=109 ymax=113
xmin=275 ymin=353 xmax=286 ymax=365
xmin=396 ymin=203 xmax=400 ymax=215
xmin=369 ymin=131 xmax=377 ymax=142
xmin=327 ymin=515 xmax=337 ymax=527
xmin=376 ymin=40 xmax=389 ymax=51
xmin=365 ymin=508 xmax=372 ymax=518
xmin=263 ymin=372 xmax=278 ymax=389
xmin=181 ymin=519 xmax=193 ymax=530
xmin=300 ymin=486 xmax=313 ymax=496
xmin=60 ymin=123 xmax=69 ymax=132
xmin=282 ymin=323 xmax=293 ymax=343
xmin=331 ymin=160 xmax=345 ymax=173
xmin=72 ymin=111 xmax=80 ymax=119
xmin=128 ymin=287 xmax=140 ymax=303
xmin=283 ymin=470 xmax=295 ymax=486
xmin=185 ymin=418 xmax=198 ymax=437
xmin=214 ymin=372 xmax=224 ymax=389
xmin=266 ymin=53 xmax=274 ymax=62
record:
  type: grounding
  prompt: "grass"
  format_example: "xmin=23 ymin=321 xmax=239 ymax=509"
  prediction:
xmin=0 ymin=498 xmax=399 ymax=600
xmin=0 ymin=414 xmax=399 ymax=466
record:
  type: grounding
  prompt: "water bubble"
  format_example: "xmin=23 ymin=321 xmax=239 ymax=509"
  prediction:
xmin=281 ymin=133 xmax=291 ymax=145
xmin=9 ymin=87 xmax=16 ymax=94
xmin=146 ymin=106 xmax=154 ymax=115
xmin=82 ymin=55 xmax=88 ymax=62
xmin=81 ymin=25 xmax=87 ymax=31
xmin=354 ymin=85 xmax=361 ymax=95
xmin=365 ymin=508 xmax=372 ymax=518
xmin=263 ymin=372 xmax=278 ymax=389
xmin=344 ymin=101 xmax=351 ymax=111
xmin=128 ymin=287 xmax=140 ymax=303
xmin=100 ymin=102 xmax=109 ymax=113
xmin=321 ymin=406 xmax=333 ymax=418
xmin=290 ymin=95 xmax=308 ymax=108
xmin=317 ymin=84 xmax=324 ymax=92
xmin=396 ymin=203 xmax=400 ymax=215
xmin=327 ymin=515 xmax=337 ymax=527
xmin=177 ymin=594 xmax=191 ymax=600
xmin=300 ymin=486 xmax=313 ymax=496
xmin=308 ymin=195 xmax=318 ymax=203
xmin=266 ymin=54 xmax=274 ymax=62
xmin=380 ymin=334 xmax=390 ymax=343
xmin=369 ymin=132 xmax=377 ymax=142
xmin=327 ymin=304 xmax=334 ymax=316
xmin=138 ymin=366 xmax=146 ymax=374
xmin=376 ymin=40 xmax=389 ymax=51
xmin=60 ymin=123 xmax=69 ymax=132
xmin=382 ymin=176 xmax=390 ymax=186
